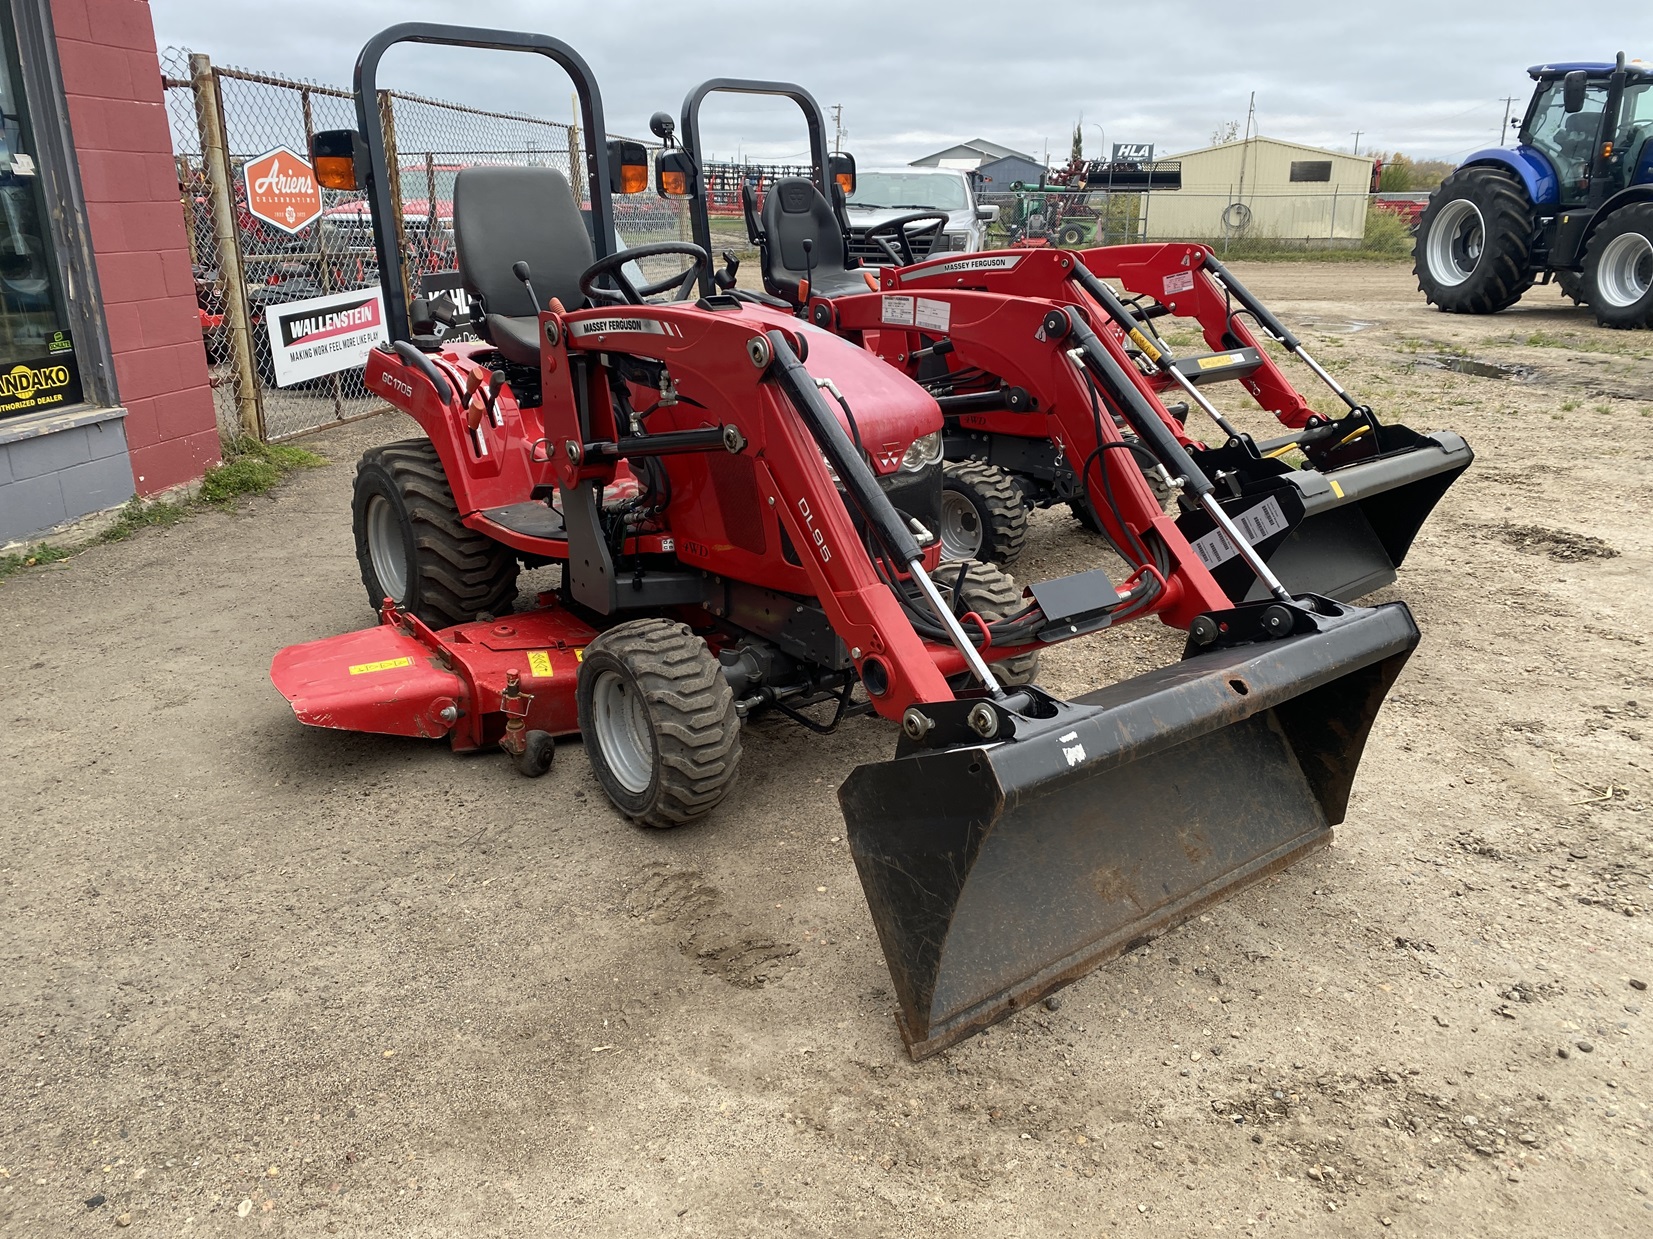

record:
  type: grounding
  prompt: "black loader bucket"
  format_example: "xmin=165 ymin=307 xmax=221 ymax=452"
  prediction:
xmin=1175 ymin=426 xmax=1473 ymax=604
xmin=840 ymin=597 xmax=1418 ymax=1058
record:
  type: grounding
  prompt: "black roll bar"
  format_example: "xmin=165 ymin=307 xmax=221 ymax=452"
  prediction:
xmin=353 ymin=23 xmax=619 ymax=342
xmin=676 ymin=79 xmax=833 ymax=297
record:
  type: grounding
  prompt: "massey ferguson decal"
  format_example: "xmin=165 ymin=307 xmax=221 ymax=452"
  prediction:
xmin=898 ymin=253 xmax=1026 ymax=280
xmin=567 ymin=317 xmax=676 ymax=338
xmin=264 ymin=287 xmax=389 ymax=387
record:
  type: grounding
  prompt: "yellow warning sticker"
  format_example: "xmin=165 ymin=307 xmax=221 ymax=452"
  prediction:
xmin=1329 ymin=479 xmax=1345 ymax=499
xmin=527 ymin=650 xmax=554 ymax=678
xmin=348 ymin=656 xmax=413 ymax=676
xmin=1127 ymin=328 xmax=1162 ymax=362
xmin=1196 ymin=352 xmax=1241 ymax=370
xmin=575 ymin=648 xmax=584 ymax=662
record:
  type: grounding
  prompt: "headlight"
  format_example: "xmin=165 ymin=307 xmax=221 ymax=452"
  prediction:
xmin=945 ymin=230 xmax=971 ymax=251
xmin=901 ymin=430 xmax=943 ymax=472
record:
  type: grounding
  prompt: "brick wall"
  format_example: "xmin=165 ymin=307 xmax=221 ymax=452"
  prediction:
xmin=50 ymin=0 xmax=219 ymax=495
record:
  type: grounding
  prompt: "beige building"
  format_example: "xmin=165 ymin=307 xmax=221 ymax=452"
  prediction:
xmin=1144 ymin=136 xmax=1375 ymax=241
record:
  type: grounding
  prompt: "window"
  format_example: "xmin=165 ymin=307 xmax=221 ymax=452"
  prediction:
xmin=1525 ymin=79 xmax=1610 ymax=201
xmin=847 ymin=172 xmax=968 ymax=212
xmin=1289 ymin=161 xmax=1332 ymax=183
xmin=0 ymin=16 xmax=80 ymax=418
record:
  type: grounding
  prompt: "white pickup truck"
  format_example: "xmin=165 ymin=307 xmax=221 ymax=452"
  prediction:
xmin=843 ymin=167 xmax=998 ymax=265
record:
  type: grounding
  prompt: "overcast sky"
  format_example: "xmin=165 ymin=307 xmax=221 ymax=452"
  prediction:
xmin=150 ymin=1 xmax=1652 ymax=167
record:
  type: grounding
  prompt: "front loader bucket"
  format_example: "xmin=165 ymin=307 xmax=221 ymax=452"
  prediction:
xmin=840 ymin=599 xmax=1418 ymax=1058
xmin=1179 ymin=431 xmax=1473 ymax=604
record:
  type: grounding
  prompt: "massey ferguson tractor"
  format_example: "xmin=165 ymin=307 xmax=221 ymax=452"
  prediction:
xmin=1415 ymin=54 xmax=1653 ymax=327
xmin=657 ymin=79 xmax=1471 ymax=603
xmin=271 ymin=25 xmax=1425 ymax=1057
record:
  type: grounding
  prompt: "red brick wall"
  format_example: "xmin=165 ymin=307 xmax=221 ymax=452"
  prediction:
xmin=51 ymin=0 xmax=219 ymax=495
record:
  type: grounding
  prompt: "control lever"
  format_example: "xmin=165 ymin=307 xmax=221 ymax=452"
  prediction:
xmin=713 ymin=249 xmax=741 ymax=291
xmin=512 ymin=260 xmax=541 ymax=310
xmin=800 ymin=237 xmax=815 ymax=306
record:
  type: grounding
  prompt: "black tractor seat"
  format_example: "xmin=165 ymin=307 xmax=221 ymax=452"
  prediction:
xmin=454 ymin=165 xmax=592 ymax=365
xmin=756 ymin=177 xmax=872 ymax=303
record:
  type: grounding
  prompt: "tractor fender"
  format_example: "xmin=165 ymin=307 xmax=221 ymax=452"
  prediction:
xmin=1581 ymin=185 xmax=1653 ymax=243
xmin=1458 ymin=147 xmax=1559 ymax=208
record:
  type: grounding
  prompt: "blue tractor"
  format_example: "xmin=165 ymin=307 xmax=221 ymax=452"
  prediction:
xmin=1414 ymin=54 xmax=1653 ymax=328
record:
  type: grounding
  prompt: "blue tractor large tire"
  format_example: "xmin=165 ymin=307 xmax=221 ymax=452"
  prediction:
xmin=1414 ymin=166 xmax=1535 ymax=314
xmin=1581 ymin=203 xmax=1653 ymax=329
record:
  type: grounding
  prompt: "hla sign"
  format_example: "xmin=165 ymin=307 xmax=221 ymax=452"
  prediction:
xmin=242 ymin=146 xmax=323 ymax=234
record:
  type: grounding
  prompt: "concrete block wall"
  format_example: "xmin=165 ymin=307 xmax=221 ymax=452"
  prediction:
xmin=50 ymin=0 xmax=220 ymax=495
xmin=0 ymin=412 xmax=132 ymax=543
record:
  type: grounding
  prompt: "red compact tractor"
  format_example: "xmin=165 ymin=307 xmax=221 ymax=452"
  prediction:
xmin=272 ymin=27 xmax=1422 ymax=1057
xmin=658 ymin=81 xmax=1471 ymax=604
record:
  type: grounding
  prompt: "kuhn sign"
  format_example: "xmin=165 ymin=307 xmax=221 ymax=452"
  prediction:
xmin=242 ymin=146 xmax=323 ymax=234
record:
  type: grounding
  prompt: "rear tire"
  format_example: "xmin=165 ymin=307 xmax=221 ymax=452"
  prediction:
xmin=937 ymin=560 xmax=1040 ymax=688
xmin=939 ymin=461 xmax=1028 ymax=565
xmin=576 ymin=618 xmax=742 ymax=828
xmin=1058 ymin=224 xmax=1087 ymax=247
xmin=1413 ymin=166 xmax=1535 ymax=314
xmin=1581 ymin=204 xmax=1653 ymax=329
xmin=351 ymin=438 xmax=518 ymax=628
xmin=1555 ymin=268 xmax=1586 ymax=305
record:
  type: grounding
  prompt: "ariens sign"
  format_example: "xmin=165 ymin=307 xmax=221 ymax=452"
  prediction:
xmin=242 ymin=146 xmax=324 ymax=234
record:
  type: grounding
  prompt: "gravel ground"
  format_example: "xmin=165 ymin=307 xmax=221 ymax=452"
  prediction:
xmin=2 ymin=262 xmax=1650 ymax=1237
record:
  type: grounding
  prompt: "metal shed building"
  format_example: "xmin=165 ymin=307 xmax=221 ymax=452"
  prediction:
xmin=1144 ymin=136 xmax=1374 ymax=242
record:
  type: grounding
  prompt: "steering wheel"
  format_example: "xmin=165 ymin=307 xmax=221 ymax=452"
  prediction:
xmin=863 ymin=211 xmax=952 ymax=267
xmin=578 ymin=243 xmax=710 ymax=306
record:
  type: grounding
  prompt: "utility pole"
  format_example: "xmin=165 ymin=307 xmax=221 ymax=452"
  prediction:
xmin=1499 ymin=96 xmax=1517 ymax=145
xmin=1350 ymin=129 xmax=1362 ymax=155
xmin=831 ymin=103 xmax=843 ymax=154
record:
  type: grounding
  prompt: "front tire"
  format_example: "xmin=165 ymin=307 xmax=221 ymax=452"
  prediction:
xmin=936 ymin=560 xmax=1040 ymax=688
xmin=1555 ymin=268 xmax=1586 ymax=305
xmin=939 ymin=461 xmax=1028 ymax=565
xmin=576 ymin=619 xmax=742 ymax=829
xmin=1413 ymin=166 xmax=1535 ymax=314
xmin=1582 ymin=204 xmax=1653 ymax=329
xmin=351 ymin=438 xmax=518 ymax=628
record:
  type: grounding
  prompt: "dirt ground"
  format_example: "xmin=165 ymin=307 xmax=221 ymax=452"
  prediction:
xmin=2 ymin=262 xmax=1650 ymax=1238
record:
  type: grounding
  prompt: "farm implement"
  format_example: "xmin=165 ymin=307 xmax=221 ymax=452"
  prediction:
xmin=271 ymin=27 xmax=1421 ymax=1057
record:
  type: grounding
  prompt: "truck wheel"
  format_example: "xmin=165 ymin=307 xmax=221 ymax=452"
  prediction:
xmin=351 ymin=438 xmax=518 ymax=628
xmin=1582 ymin=205 xmax=1653 ymax=328
xmin=937 ymin=560 xmax=1040 ymax=688
xmin=939 ymin=462 xmax=1028 ymax=565
xmin=576 ymin=618 xmax=742 ymax=829
xmin=1555 ymin=268 xmax=1586 ymax=305
xmin=1413 ymin=166 xmax=1535 ymax=314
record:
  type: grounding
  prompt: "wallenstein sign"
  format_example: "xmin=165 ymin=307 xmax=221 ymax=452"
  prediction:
xmin=242 ymin=146 xmax=324 ymax=234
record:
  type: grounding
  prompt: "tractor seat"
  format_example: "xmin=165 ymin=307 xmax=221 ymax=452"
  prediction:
xmin=759 ymin=177 xmax=871 ymax=303
xmin=454 ymin=166 xmax=592 ymax=366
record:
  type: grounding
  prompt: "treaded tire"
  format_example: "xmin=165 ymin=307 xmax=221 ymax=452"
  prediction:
xmin=936 ymin=559 xmax=1040 ymax=688
xmin=1058 ymin=224 xmax=1087 ymax=247
xmin=1555 ymin=268 xmax=1586 ymax=305
xmin=1413 ymin=166 xmax=1535 ymax=314
xmin=1067 ymin=497 xmax=1103 ymax=532
xmin=1581 ymin=204 xmax=1653 ymax=329
xmin=576 ymin=618 xmax=742 ymax=829
xmin=351 ymin=438 xmax=518 ymax=628
xmin=939 ymin=461 xmax=1028 ymax=565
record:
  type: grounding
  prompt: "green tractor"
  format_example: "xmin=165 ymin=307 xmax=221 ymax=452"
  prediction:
xmin=1414 ymin=53 xmax=1653 ymax=327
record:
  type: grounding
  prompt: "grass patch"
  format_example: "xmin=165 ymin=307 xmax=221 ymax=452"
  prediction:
xmin=0 ymin=543 xmax=71 ymax=581
xmin=4 ymin=435 xmax=326 ymax=578
xmin=1209 ymin=206 xmax=1415 ymax=263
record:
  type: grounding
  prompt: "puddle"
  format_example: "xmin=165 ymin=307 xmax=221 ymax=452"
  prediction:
xmin=1415 ymin=354 xmax=1536 ymax=380
xmin=1297 ymin=316 xmax=1375 ymax=334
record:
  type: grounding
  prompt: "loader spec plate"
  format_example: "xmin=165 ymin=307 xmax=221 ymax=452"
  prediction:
xmin=1189 ymin=495 xmax=1288 ymax=570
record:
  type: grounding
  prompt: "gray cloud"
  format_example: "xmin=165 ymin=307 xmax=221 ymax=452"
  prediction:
xmin=151 ymin=0 xmax=1652 ymax=164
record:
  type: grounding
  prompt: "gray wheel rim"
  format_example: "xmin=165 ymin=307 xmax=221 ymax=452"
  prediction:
xmin=1596 ymin=231 xmax=1653 ymax=308
xmin=938 ymin=489 xmax=983 ymax=561
xmin=592 ymin=669 xmax=654 ymax=795
xmin=365 ymin=493 xmax=408 ymax=600
xmin=1427 ymin=199 xmax=1484 ymax=286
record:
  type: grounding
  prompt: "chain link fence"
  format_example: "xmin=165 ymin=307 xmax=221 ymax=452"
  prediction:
xmin=160 ymin=48 xmax=683 ymax=442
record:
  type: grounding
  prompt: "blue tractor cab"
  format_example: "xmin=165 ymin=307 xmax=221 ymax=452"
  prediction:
xmin=1414 ymin=53 xmax=1653 ymax=327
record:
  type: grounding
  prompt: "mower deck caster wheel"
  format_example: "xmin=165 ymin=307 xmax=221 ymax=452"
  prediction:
xmin=505 ymin=729 xmax=555 ymax=778
xmin=577 ymin=618 xmax=742 ymax=828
